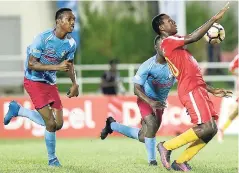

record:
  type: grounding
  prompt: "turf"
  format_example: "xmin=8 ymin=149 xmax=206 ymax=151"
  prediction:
xmin=0 ymin=136 xmax=237 ymax=173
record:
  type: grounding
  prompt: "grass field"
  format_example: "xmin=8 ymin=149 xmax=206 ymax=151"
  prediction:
xmin=0 ymin=136 xmax=237 ymax=173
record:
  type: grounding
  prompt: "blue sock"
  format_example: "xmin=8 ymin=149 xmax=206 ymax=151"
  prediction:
xmin=18 ymin=107 xmax=45 ymax=126
xmin=110 ymin=122 xmax=139 ymax=140
xmin=145 ymin=137 xmax=156 ymax=162
xmin=45 ymin=130 xmax=56 ymax=160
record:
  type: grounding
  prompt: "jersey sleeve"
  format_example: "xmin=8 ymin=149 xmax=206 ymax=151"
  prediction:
xmin=66 ymin=39 xmax=76 ymax=61
xmin=29 ymin=34 xmax=43 ymax=59
xmin=133 ymin=60 xmax=152 ymax=85
xmin=160 ymin=36 xmax=185 ymax=57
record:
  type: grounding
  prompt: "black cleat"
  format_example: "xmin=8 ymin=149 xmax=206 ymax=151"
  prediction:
xmin=149 ymin=160 xmax=158 ymax=166
xmin=100 ymin=116 xmax=116 ymax=140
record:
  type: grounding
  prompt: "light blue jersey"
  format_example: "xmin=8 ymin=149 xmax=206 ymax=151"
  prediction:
xmin=25 ymin=29 xmax=76 ymax=85
xmin=133 ymin=55 xmax=176 ymax=103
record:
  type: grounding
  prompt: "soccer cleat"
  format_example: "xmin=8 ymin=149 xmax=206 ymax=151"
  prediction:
xmin=48 ymin=157 xmax=61 ymax=167
xmin=184 ymin=162 xmax=192 ymax=170
xmin=149 ymin=160 xmax=158 ymax=166
xmin=171 ymin=161 xmax=191 ymax=172
xmin=157 ymin=142 xmax=172 ymax=170
xmin=4 ymin=101 xmax=20 ymax=125
xmin=100 ymin=116 xmax=116 ymax=140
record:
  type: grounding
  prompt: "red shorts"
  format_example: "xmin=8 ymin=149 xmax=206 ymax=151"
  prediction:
xmin=180 ymin=85 xmax=218 ymax=124
xmin=137 ymin=98 xmax=164 ymax=120
xmin=24 ymin=78 xmax=62 ymax=110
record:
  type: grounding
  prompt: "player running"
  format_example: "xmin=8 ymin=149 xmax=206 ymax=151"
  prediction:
xmin=100 ymin=35 xmax=175 ymax=166
xmin=3 ymin=8 xmax=79 ymax=166
xmin=218 ymin=54 xmax=238 ymax=142
xmin=151 ymin=2 xmax=232 ymax=171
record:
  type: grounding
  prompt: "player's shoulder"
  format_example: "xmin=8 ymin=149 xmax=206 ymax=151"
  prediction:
xmin=140 ymin=55 xmax=156 ymax=69
xmin=66 ymin=34 xmax=76 ymax=48
xmin=163 ymin=35 xmax=184 ymax=41
xmin=38 ymin=29 xmax=54 ymax=38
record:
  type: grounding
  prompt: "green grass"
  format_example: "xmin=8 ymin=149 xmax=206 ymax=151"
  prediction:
xmin=0 ymin=136 xmax=237 ymax=173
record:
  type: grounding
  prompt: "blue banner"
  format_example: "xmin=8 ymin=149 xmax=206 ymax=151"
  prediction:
xmin=57 ymin=0 xmax=80 ymax=47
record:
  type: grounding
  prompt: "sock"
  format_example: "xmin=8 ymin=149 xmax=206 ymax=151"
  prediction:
xmin=145 ymin=137 xmax=156 ymax=162
xmin=45 ymin=130 xmax=56 ymax=160
xmin=222 ymin=119 xmax=232 ymax=131
xmin=164 ymin=128 xmax=199 ymax=150
xmin=110 ymin=122 xmax=140 ymax=140
xmin=18 ymin=107 xmax=45 ymax=126
xmin=176 ymin=139 xmax=206 ymax=164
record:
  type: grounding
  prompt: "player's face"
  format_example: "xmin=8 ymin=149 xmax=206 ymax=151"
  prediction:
xmin=160 ymin=15 xmax=177 ymax=35
xmin=59 ymin=11 xmax=75 ymax=33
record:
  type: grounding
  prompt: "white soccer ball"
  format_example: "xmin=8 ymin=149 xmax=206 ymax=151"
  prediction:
xmin=204 ymin=23 xmax=225 ymax=44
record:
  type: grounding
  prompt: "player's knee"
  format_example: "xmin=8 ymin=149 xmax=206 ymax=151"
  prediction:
xmin=56 ymin=121 xmax=64 ymax=131
xmin=46 ymin=120 xmax=56 ymax=132
xmin=145 ymin=121 xmax=158 ymax=138
xmin=200 ymin=121 xmax=218 ymax=143
xmin=138 ymin=130 xmax=145 ymax=143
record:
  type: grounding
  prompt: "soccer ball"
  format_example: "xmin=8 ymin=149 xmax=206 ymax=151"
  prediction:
xmin=204 ymin=23 xmax=225 ymax=44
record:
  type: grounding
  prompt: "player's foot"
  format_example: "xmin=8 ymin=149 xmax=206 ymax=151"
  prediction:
xmin=217 ymin=129 xmax=224 ymax=143
xmin=171 ymin=161 xmax=191 ymax=172
xmin=149 ymin=160 xmax=157 ymax=166
xmin=157 ymin=142 xmax=172 ymax=170
xmin=100 ymin=116 xmax=116 ymax=140
xmin=4 ymin=101 xmax=20 ymax=125
xmin=48 ymin=157 xmax=61 ymax=167
xmin=184 ymin=162 xmax=192 ymax=170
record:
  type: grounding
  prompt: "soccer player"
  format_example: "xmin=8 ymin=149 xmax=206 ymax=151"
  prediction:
xmin=100 ymin=35 xmax=175 ymax=166
xmin=151 ymin=2 xmax=232 ymax=171
xmin=3 ymin=8 xmax=79 ymax=166
xmin=218 ymin=54 xmax=238 ymax=142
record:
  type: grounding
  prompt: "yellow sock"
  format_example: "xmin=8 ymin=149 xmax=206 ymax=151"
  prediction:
xmin=222 ymin=119 xmax=232 ymax=131
xmin=176 ymin=139 xmax=206 ymax=164
xmin=163 ymin=128 xmax=199 ymax=150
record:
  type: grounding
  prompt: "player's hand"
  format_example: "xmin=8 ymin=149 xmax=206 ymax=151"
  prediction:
xmin=67 ymin=84 xmax=79 ymax=98
xmin=58 ymin=60 xmax=71 ymax=72
xmin=149 ymin=100 xmax=167 ymax=110
xmin=211 ymin=88 xmax=233 ymax=98
xmin=213 ymin=2 xmax=230 ymax=21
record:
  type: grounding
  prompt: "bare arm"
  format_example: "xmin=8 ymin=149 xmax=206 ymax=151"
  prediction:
xmin=28 ymin=56 xmax=70 ymax=72
xmin=67 ymin=62 xmax=78 ymax=85
xmin=206 ymin=84 xmax=233 ymax=98
xmin=134 ymin=83 xmax=153 ymax=104
xmin=184 ymin=2 xmax=229 ymax=45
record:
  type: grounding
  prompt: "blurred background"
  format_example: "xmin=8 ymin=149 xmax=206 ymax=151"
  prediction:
xmin=0 ymin=0 xmax=238 ymax=138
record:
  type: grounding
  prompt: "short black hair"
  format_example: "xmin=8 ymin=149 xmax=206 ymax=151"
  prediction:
xmin=154 ymin=35 xmax=161 ymax=45
xmin=55 ymin=8 xmax=72 ymax=21
xmin=152 ymin=14 xmax=166 ymax=34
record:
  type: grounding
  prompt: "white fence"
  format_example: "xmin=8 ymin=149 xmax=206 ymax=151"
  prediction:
xmin=0 ymin=57 xmax=236 ymax=94
xmin=56 ymin=62 xmax=237 ymax=94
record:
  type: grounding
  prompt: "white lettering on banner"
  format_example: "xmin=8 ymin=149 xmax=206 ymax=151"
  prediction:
xmin=3 ymin=100 xmax=96 ymax=137
xmin=122 ymin=102 xmax=141 ymax=126
xmin=162 ymin=106 xmax=191 ymax=126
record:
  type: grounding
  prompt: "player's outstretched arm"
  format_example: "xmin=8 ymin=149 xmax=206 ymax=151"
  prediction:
xmin=28 ymin=56 xmax=70 ymax=71
xmin=206 ymin=84 xmax=233 ymax=98
xmin=184 ymin=2 xmax=230 ymax=45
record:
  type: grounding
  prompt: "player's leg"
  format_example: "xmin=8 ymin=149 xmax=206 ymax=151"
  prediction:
xmin=157 ymin=86 xmax=212 ymax=170
xmin=170 ymin=87 xmax=218 ymax=171
xmin=143 ymin=111 xmax=162 ymax=166
xmin=100 ymin=116 xmax=140 ymax=140
xmin=4 ymin=100 xmax=45 ymax=126
xmin=172 ymin=118 xmax=217 ymax=171
xmin=37 ymin=106 xmax=61 ymax=167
